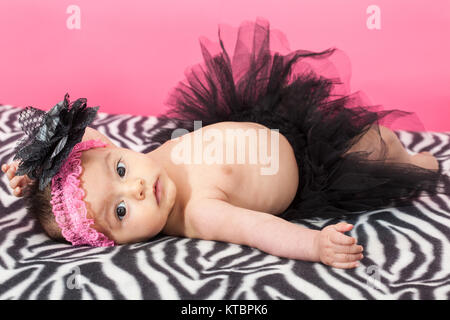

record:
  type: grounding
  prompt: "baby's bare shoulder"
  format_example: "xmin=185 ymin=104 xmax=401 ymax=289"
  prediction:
xmin=203 ymin=121 xmax=268 ymax=131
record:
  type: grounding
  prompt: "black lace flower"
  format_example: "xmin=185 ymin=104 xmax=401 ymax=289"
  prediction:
xmin=13 ymin=93 xmax=99 ymax=190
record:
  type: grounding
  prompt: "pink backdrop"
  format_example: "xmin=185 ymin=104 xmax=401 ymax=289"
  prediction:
xmin=1 ymin=0 xmax=449 ymax=131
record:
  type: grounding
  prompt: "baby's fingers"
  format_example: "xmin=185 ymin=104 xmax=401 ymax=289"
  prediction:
xmin=1 ymin=163 xmax=9 ymax=173
xmin=10 ymin=175 xmax=27 ymax=189
xmin=331 ymin=261 xmax=360 ymax=269
xmin=330 ymin=230 xmax=356 ymax=245
xmin=334 ymin=222 xmax=353 ymax=233
xmin=13 ymin=186 xmax=23 ymax=197
xmin=334 ymin=244 xmax=364 ymax=254
xmin=2 ymin=160 xmax=19 ymax=172
xmin=5 ymin=164 xmax=17 ymax=180
xmin=334 ymin=252 xmax=364 ymax=263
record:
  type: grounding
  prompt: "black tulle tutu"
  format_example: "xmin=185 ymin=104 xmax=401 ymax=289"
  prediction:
xmin=152 ymin=18 xmax=450 ymax=220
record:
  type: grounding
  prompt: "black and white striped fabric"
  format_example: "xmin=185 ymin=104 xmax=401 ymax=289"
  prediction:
xmin=1 ymin=104 xmax=449 ymax=299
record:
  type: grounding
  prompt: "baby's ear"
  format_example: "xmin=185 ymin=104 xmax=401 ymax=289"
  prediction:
xmin=83 ymin=127 xmax=118 ymax=148
xmin=104 ymin=142 xmax=118 ymax=149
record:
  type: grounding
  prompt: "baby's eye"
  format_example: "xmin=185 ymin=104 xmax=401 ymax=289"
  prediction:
xmin=116 ymin=201 xmax=127 ymax=221
xmin=116 ymin=160 xmax=126 ymax=177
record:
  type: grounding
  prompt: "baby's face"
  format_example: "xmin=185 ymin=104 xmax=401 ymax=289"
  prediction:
xmin=79 ymin=145 xmax=177 ymax=244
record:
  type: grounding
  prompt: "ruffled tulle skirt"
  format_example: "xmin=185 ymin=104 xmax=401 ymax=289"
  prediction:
xmin=152 ymin=18 xmax=450 ymax=219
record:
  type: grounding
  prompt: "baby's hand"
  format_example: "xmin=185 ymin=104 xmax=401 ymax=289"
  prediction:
xmin=314 ymin=222 xmax=364 ymax=269
xmin=1 ymin=160 xmax=32 ymax=197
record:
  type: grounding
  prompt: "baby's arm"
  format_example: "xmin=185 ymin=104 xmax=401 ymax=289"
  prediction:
xmin=185 ymin=198 xmax=364 ymax=269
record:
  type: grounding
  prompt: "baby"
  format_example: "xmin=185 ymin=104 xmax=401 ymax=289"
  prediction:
xmin=2 ymin=118 xmax=439 ymax=269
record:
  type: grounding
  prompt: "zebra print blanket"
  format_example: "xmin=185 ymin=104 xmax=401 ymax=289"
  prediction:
xmin=1 ymin=104 xmax=449 ymax=300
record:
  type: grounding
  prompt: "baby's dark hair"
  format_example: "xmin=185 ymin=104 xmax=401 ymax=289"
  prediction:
xmin=23 ymin=180 xmax=68 ymax=243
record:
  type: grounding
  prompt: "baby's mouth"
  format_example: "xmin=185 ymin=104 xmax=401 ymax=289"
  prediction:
xmin=153 ymin=176 xmax=160 ymax=206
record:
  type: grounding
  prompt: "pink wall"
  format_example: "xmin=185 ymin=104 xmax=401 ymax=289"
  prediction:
xmin=1 ymin=0 xmax=449 ymax=131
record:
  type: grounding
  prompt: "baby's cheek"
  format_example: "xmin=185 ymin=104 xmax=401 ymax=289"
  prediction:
xmin=131 ymin=209 xmax=160 ymax=239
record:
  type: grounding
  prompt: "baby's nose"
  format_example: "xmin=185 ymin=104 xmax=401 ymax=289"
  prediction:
xmin=133 ymin=178 xmax=145 ymax=200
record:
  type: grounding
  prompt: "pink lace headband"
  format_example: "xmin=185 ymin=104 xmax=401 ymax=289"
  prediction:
xmin=50 ymin=139 xmax=115 ymax=247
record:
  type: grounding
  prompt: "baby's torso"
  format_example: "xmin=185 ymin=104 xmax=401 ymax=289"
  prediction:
xmin=161 ymin=122 xmax=299 ymax=235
